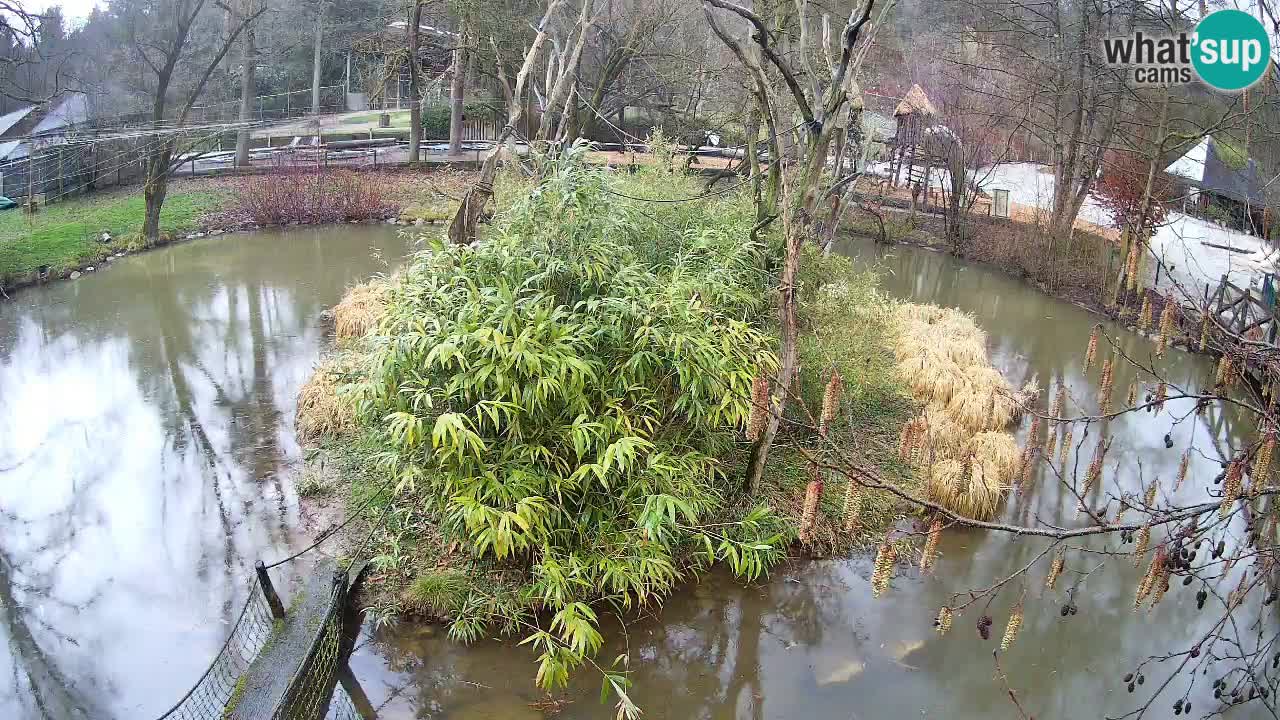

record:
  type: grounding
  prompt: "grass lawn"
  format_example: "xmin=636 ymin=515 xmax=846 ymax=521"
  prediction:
xmin=338 ymin=110 xmax=411 ymax=128
xmin=0 ymin=188 xmax=228 ymax=282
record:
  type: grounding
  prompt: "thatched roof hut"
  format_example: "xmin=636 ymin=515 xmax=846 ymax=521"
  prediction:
xmin=894 ymin=84 xmax=937 ymax=118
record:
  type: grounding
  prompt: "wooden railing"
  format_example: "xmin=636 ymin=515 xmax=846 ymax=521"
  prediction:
xmin=1207 ymin=274 xmax=1280 ymax=345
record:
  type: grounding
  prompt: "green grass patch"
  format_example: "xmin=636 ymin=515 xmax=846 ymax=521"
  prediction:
xmin=0 ymin=189 xmax=229 ymax=281
xmin=338 ymin=110 xmax=411 ymax=127
xmin=762 ymin=248 xmax=920 ymax=553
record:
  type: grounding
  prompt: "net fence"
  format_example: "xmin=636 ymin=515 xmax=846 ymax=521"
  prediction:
xmin=275 ymin=573 xmax=348 ymax=720
xmin=155 ymin=581 xmax=277 ymax=720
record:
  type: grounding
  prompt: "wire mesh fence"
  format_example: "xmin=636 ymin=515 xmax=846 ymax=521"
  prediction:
xmin=274 ymin=572 xmax=348 ymax=720
xmin=154 ymin=581 xmax=277 ymax=720
xmin=152 ymin=500 xmax=386 ymax=720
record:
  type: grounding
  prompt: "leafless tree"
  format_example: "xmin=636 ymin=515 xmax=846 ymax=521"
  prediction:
xmin=116 ymin=0 xmax=264 ymax=241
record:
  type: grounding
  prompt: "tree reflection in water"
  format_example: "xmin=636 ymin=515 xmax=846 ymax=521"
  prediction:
xmin=0 ymin=226 xmax=411 ymax=718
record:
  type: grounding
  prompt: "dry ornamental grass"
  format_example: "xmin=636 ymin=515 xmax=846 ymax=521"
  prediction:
xmin=333 ymin=278 xmax=391 ymax=341
xmin=892 ymin=304 xmax=1030 ymax=520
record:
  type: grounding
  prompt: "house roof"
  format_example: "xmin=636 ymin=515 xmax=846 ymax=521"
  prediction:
xmin=0 ymin=140 xmax=24 ymax=161
xmin=1202 ymin=137 xmax=1264 ymax=206
xmin=1167 ymin=136 xmax=1264 ymax=206
xmin=0 ymin=106 xmax=34 ymax=137
xmin=0 ymin=92 xmax=88 ymax=141
xmin=1164 ymin=136 xmax=1208 ymax=181
xmin=30 ymin=93 xmax=87 ymax=135
xmin=893 ymin=84 xmax=937 ymax=117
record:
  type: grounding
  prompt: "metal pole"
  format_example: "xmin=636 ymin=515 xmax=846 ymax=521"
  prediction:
xmin=256 ymin=561 xmax=287 ymax=619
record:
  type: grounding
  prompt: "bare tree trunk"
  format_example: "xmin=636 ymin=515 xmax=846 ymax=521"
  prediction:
xmin=235 ymin=25 xmax=255 ymax=166
xmin=448 ymin=0 xmax=566 ymax=246
xmin=744 ymin=218 xmax=800 ymax=493
xmin=407 ymin=1 xmax=423 ymax=163
xmin=310 ymin=3 xmax=325 ymax=116
xmin=448 ymin=128 xmax=508 ymax=245
xmin=143 ymin=141 xmax=174 ymax=242
xmin=535 ymin=0 xmax=596 ymax=144
xmin=448 ymin=22 xmax=468 ymax=156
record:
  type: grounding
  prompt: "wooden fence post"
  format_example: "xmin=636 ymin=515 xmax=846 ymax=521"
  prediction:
xmin=256 ymin=561 xmax=287 ymax=620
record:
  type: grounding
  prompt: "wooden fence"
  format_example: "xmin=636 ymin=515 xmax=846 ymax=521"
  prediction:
xmin=1206 ymin=274 xmax=1280 ymax=346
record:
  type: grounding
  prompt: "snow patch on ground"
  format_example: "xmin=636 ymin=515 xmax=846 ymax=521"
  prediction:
xmin=867 ymin=160 xmax=1278 ymax=295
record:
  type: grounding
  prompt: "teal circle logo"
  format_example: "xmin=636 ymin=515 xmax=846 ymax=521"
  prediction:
xmin=1193 ymin=9 xmax=1271 ymax=91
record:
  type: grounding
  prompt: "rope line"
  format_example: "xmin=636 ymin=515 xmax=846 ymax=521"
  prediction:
xmin=602 ymin=181 xmax=745 ymax=204
xmin=262 ymin=476 xmax=395 ymax=570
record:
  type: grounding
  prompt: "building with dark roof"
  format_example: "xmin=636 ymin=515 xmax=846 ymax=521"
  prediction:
xmin=1165 ymin=135 xmax=1271 ymax=238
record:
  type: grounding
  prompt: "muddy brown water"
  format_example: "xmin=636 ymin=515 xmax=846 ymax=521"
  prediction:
xmin=348 ymin=239 xmax=1263 ymax=719
xmin=0 ymin=225 xmax=416 ymax=719
xmin=0 ymin=228 xmax=1263 ymax=719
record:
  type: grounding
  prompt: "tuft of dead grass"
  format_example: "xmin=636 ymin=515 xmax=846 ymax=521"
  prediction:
xmin=333 ymin=279 xmax=390 ymax=341
xmin=926 ymin=457 xmax=1009 ymax=521
xmin=892 ymin=303 xmax=1026 ymax=520
xmin=296 ymin=354 xmax=360 ymax=441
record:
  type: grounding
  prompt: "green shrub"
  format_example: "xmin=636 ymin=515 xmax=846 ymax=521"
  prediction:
xmin=420 ymin=100 xmax=500 ymax=139
xmin=352 ymin=143 xmax=787 ymax=703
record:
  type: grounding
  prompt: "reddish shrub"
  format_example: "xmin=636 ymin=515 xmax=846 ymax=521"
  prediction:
xmin=232 ymin=166 xmax=397 ymax=226
xmin=1095 ymin=151 xmax=1174 ymax=234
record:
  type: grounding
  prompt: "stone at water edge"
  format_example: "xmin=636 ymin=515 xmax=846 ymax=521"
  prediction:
xmin=414 ymin=218 xmax=425 ymax=226
xmin=209 ymin=229 xmax=224 ymax=236
xmin=69 ymin=271 xmax=81 ymax=280
xmin=85 ymin=266 xmax=95 ymax=272
xmin=99 ymin=232 xmax=112 ymax=243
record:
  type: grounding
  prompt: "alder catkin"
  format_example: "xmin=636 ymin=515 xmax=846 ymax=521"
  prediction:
xmin=1134 ymin=547 xmax=1166 ymax=608
xmin=1156 ymin=300 xmax=1176 ymax=357
xmin=1018 ymin=446 xmax=1037 ymax=491
xmin=1126 ymin=242 xmax=1140 ymax=292
xmin=799 ymin=474 xmax=823 ymax=545
xmin=936 ymin=606 xmax=954 ymax=636
xmin=1027 ymin=415 xmax=1042 ymax=451
xmin=1082 ymin=436 xmax=1110 ymax=498
xmin=1084 ymin=326 xmax=1100 ymax=371
xmin=1133 ymin=524 xmax=1151 ymax=565
xmin=1215 ymin=356 xmax=1234 ymax=389
xmin=871 ymin=536 xmax=896 ymax=598
xmin=1139 ymin=294 xmax=1153 ymax=331
xmin=1252 ymin=433 xmax=1276 ymax=494
xmin=1126 ymin=381 xmax=1138 ymax=408
xmin=1174 ymin=451 xmax=1190 ymax=492
xmin=1099 ymin=354 xmax=1116 ymax=415
xmin=1219 ymin=460 xmax=1243 ymax=518
xmin=920 ymin=517 xmax=943 ymax=571
xmin=1199 ymin=314 xmax=1210 ymax=352
xmin=1046 ymin=550 xmax=1065 ymax=590
xmin=1060 ymin=428 xmax=1073 ymax=467
xmin=1154 ymin=382 xmax=1167 ymax=411
xmin=1000 ymin=602 xmax=1024 ymax=652
xmin=841 ymin=480 xmax=861 ymax=532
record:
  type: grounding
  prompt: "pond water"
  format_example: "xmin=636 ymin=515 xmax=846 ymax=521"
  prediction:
xmin=348 ymin=239 xmax=1263 ymax=719
xmin=0 ymin=226 xmax=1263 ymax=719
xmin=0 ymin=225 xmax=415 ymax=719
